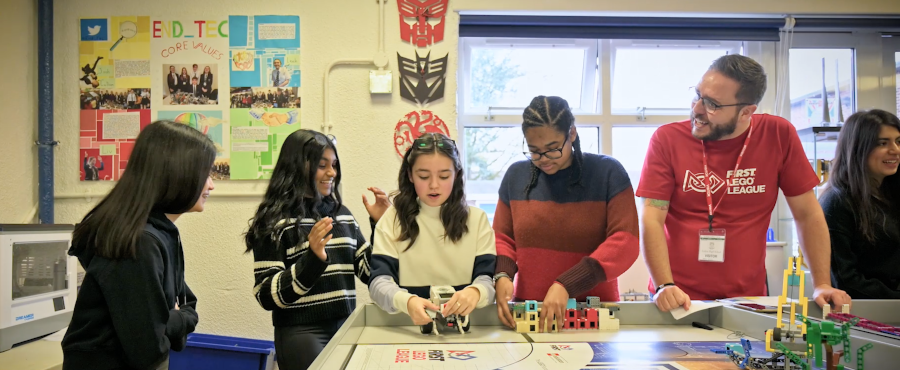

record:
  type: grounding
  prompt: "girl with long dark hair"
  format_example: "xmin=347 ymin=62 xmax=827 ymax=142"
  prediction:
xmin=62 ymin=121 xmax=216 ymax=370
xmin=245 ymin=129 xmax=387 ymax=370
xmin=369 ymin=133 xmax=497 ymax=326
xmin=493 ymin=96 xmax=639 ymax=332
xmin=820 ymin=109 xmax=900 ymax=299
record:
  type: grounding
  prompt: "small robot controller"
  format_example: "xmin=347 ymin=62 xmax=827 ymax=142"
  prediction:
xmin=420 ymin=286 xmax=471 ymax=335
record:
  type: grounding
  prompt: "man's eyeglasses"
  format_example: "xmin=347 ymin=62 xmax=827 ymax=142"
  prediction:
xmin=523 ymin=134 xmax=568 ymax=161
xmin=691 ymin=88 xmax=754 ymax=113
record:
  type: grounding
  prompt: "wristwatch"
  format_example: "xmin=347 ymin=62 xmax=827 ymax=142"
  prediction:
xmin=656 ymin=282 xmax=676 ymax=293
xmin=493 ymin=272 xmax=512 ymax=284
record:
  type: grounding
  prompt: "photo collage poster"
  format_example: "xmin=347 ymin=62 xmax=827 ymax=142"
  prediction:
xmin=77 ymin=15 xmax=301 ymax=181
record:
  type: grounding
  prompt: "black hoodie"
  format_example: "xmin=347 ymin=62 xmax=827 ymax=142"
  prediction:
xmin=62 ymin=212 xmax=199 ymax=370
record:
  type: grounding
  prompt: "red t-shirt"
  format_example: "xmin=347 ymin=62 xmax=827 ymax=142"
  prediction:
xmin=635 ymin=114 xmax=819 ymax=300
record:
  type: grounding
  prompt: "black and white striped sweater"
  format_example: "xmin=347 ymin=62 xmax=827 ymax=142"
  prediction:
xmin=251 ymin=204 xmax=373 ymax=327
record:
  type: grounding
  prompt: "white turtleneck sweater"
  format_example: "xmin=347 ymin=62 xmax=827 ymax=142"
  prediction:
xmin=369 ymin=200 xmax=497 ymax=315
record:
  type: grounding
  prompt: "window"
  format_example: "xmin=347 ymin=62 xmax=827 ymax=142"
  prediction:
xmin=460 ymin=38 xmax=597 ymax=114
xmin=464 ymin=126 xmax=600 ymax=223
xmin=611 ymin=40 xmax=741 ymax=115
xmin=788 ymin=48 xmax=855 ymax=129
xmin=611 ymin=126 xmax=658 ymax=190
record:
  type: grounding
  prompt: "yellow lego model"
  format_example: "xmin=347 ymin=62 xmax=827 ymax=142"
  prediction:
xmin=765 ymin=254 xmax=810 ymax=366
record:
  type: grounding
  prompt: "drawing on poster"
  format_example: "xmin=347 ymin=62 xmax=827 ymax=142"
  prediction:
xmin=229 ymin=87 xmax=299 ymax=108
xmin=79 ymin=17 xmax=151 ymax=94
xmin=157 ymin=110 xmax=230 ymax=180
xmin=162 ymin=64 xmax=219 ymax=105
xmin=81 ymin=88 xmax=151 ymax=110
xmin=229 ymin=15 xmax=301 ymax=88
xmin=79 ymin=109 xmax=151 ymax=181
xmin=229 ymin=108 xmax=301 ymax=179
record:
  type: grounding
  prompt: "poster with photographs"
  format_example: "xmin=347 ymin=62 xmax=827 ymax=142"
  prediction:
xmin=76 ymin=15 xmax=302 ymax=181
xmin=228 ymin=15 xmax=302 ymax=179
xmin=78 ymin=16 xmax=152 ymax=181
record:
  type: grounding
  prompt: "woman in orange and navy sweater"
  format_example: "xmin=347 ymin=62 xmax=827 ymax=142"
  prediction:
xmin=493 ymin=96 xmax=640 ymax=332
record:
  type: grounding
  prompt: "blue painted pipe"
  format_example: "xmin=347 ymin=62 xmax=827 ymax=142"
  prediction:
xmin=37 ymin=0 xmax=55 ymax=223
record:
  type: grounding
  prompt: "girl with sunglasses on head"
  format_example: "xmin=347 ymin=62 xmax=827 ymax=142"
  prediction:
xmin=245 ymin=129 xmax=389 ymax=370
xmin=493 ymin=96 xmax=640 ymax=333
xmin=820 ymin=109 xmax=900 ymax=300
xmin=62 ymin=121 xmax=216 ymax=370
xmin=369 ymin=133 xmax=497 ymax=326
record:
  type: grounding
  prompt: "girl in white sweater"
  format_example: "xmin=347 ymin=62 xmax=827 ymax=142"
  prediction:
xmin=369 ymin=133 xmax=497 ymax=325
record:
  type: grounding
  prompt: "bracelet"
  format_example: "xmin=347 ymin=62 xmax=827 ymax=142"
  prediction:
xmin=493 ymin=272 xmax=512 ymax=284
xmin=656 ymin=282 xmax=676 ymax=292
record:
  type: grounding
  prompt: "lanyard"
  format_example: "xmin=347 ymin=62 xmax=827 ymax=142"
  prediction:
xmin=701 ymin=120 xmax=754 ymax=231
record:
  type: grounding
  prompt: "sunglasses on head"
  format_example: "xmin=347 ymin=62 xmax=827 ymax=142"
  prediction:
xmin=412 ymin=133 xmax=456 ymax=152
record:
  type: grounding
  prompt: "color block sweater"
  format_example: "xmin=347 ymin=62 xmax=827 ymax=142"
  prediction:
xmin=494 ymin=153 xmax=640 ymax=301
xmin=250 ymin=199 xmax=373 ymax=327
xmin=369 ymin=202 xmax=497 ymax=314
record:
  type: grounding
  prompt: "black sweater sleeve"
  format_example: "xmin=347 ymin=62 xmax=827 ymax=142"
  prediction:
xmin=167 ymin=283 xmax=199 ymax=352
xmin=98 ymin=233 xmax=178 ymax=370
xmin=822 ymin=191 xmax=900 ymax=299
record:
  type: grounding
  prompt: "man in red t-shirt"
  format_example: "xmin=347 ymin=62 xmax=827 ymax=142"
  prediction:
xmin=635 ymin=54 xmax=851 ymax=312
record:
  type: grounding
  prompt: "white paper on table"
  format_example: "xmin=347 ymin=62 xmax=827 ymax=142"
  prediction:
xmin=670 ymin=301 xmax=724 ymax=320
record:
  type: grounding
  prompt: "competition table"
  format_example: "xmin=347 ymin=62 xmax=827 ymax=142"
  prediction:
xmin=309 ymin=301 xmax=900 ymax=369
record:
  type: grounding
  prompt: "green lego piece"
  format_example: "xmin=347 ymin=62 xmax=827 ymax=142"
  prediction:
xmin=775 ymin=342 xmax=810 ymax=370
xmin=788 ymin=274 xmax=801 ymax=286
xmin=856 ymin=343 xmax=873 ymax=370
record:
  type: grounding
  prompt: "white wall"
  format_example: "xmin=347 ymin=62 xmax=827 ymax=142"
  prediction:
xmin=1 ymin=0 xmax=898 ymax=340
xmin=0 ymin=0 xmax=37 ymax=224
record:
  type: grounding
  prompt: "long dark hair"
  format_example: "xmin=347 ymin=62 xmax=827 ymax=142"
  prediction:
xmin=71 ymin=121 xmax=216 ymax=260
xmin=522 ymin=95 xmax=584 ymax=199
xmin=825 ymin=109 xmax=900 ymax=243
xmin=245 ymin=130 xmax=342 ymax=253
xmin=391 ymin=133 xmax=468 ymax=251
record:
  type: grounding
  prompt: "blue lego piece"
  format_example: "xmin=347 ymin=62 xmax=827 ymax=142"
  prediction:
xmin=566 ymin=298 xmax=577 ymax=310
xmin=525 ymin=300 xmax=538 ymax=312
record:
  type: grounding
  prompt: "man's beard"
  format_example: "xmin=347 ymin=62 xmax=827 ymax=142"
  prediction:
xmin=691 ymin=112 xmax=739 ymax=141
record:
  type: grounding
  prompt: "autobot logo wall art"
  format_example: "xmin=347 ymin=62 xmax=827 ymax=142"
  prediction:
xmin=397 ymin=0 xmax=448 ymax=47
xmin=393 ymin=0 xmax=451 ymax=157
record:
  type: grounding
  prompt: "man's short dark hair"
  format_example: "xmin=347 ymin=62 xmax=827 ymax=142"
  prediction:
xmin=193 ymin=64 xmax=198 ymax=68
xmin=709 ymin=55 xmax=767 ymax=105
xmin=192 ymin=77 xmax=198 ymax=81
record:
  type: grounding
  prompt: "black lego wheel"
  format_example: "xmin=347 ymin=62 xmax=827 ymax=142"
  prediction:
xmin=420 ymin=321 xmax=434 ymax=334
xmin=772 ymin=327 xmax=782 ymax=341
xmin=461 ymin=315 xmax=471 ymax=332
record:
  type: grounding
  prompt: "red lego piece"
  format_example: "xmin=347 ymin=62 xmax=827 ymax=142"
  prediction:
xmin=566 ymin=309 xmax=579 ymax=320
xmin=578 ymin=318 xmax=587 ymax=329
xmin=565 ymin=319 xmax=577 ymax=329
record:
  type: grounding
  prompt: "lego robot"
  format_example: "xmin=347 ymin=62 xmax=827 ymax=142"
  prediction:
xmin=420 ymin=286 xmax=471 ymax=335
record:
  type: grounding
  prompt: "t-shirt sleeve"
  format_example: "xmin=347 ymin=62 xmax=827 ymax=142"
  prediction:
xmin=778 ymin=120 xmax=820 ymax=197
xmin=635 ymin=127 xmax=676 ymax=201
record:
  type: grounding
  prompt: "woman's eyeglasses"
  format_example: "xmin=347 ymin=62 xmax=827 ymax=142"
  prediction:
xmin=523 ymin=135 xmax=568 ymax=161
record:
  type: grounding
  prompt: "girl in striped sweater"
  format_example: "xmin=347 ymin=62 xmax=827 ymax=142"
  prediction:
xmin=244 ymin=129 xmax=389 ymax=370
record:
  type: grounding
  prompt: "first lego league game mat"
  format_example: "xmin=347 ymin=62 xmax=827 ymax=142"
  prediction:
xmin=344 ymin=341 xmax=819 ymax=370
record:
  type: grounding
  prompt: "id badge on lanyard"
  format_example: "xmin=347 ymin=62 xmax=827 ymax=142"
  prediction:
xmin=699 ymin=120 xmax=753 ymax=263
xmin=699 ymin=228 xmax=726 ymax=262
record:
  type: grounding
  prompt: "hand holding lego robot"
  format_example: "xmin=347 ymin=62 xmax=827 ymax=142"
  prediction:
xmin=419 ymin=286 xmax=474 ymax=335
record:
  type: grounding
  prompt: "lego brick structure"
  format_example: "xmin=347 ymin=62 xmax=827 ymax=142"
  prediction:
xmin=511 ymin=298 xmax=619 ymax=333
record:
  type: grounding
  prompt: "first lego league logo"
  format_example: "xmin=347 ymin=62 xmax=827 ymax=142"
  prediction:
xmin=394 ymin=349 xmax=477 ymax=362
